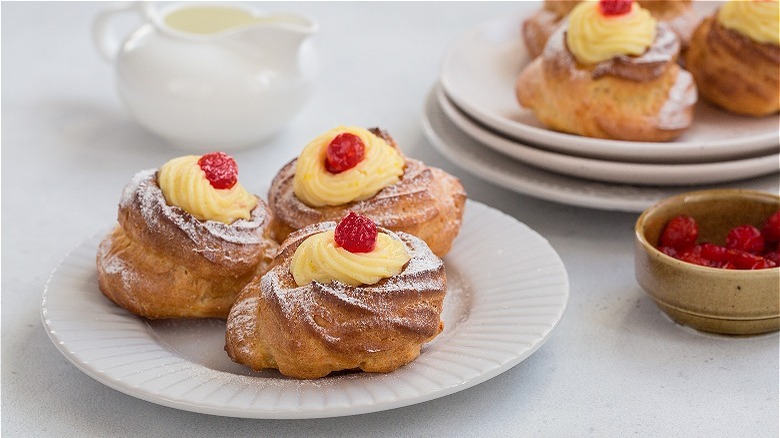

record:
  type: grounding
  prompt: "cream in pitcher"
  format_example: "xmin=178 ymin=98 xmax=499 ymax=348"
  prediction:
xmin=93 ymin=2 xmax=319 ymax=150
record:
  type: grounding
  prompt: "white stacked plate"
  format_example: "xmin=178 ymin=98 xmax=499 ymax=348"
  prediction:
xmin=423 ymin=2 xmax=779 ymax=212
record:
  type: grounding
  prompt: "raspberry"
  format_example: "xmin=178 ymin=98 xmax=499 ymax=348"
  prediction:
xmin=198 ymin=152 xmax=238 ymax=189
xmin=678 ymin=248 xmax=711 ymax=267
xmin=658 ymin=246 xmax=678 ymax=258
xmin=725 ymin=249 xmax=766 ymax=270
xmin=599 ymin=0 xmax=633 ymax=16
xmin=699 ymin=243 xmax=729 ymax=263
xmin=654 ymin=212 xmax=780 ymax=270
xmin=726 ymin=225 xmax=764 ymax=254
xmin=751 ymin=258 xmax=777 ymax=270
xmin=325 ymin=133 xmax=365 ymax=174
xmin=764 ymin=251 xmax=780 ymax=266
xmin=334 ymin=211 xmax=377 ymax=253
xmin=659 ymin=215 xmax=698 ymax=251
xmin=761 ymin=211 xmax=780 ymax=243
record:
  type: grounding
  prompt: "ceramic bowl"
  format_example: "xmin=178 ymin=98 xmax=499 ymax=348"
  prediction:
xmin=634 ymin=189 xmax=780 ymax=335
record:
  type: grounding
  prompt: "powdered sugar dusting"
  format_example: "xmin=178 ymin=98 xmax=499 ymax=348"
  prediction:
xmin=96 ymin=230 xmax=142 ymax=300
xmin=657 ymin=68 xmax=697 ymax=130
xmin=225 ymin=296 xmax=260 ymax=357
xmin=122 ymin=169 xmax=270 ymax=255
xmin=545 ymin=22 xmax=680 ymax=81
xmin=119 ymin=169 xmax=155 ymax=208
xmin=254 ymin=224 xmax=445 ymax=352
xmin=97 ymin=233 xmax=139 ymax=285
xmin=591 ymin=24 xmax=680 ymax=80
xmin=269 ymin=159 xmax=439 ymax=230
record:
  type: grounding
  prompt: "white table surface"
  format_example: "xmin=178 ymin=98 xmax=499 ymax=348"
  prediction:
xmin=2 ymin=2 xmax=778 ymax=437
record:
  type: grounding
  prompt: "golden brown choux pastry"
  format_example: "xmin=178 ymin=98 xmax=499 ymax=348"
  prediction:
xmin=517 ymin=0 xmax=697 ymax=142
xmin=268 ymin=126 xmax=466 ymax=257
xmin=684 ymin=1 xmax=780 ymax=116
xmin=522 ymin=0 xmax=697 ymax=60
xmin=97 ymin=153 xmax=278 ymax=319
xmin=225 ymin=215 xmax=447 ymax=379
xmin=522 ymin=1 xmax=580 ymax=60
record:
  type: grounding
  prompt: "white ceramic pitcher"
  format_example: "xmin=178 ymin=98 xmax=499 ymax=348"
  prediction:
xmin=93 ymin=2 xmax=318 ymax=150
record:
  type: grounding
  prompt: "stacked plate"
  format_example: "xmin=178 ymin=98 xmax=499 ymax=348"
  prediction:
xmin=422 ymin=5 xmax=780 ymax=213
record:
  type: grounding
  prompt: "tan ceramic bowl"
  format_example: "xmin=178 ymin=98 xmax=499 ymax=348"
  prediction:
xmin=634 ymin=189 xmax=780 ymax=335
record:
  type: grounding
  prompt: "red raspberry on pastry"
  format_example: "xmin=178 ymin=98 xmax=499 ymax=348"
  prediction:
xmin=600 ymin=0 xmax=633 ymax=16
xmin=334 ymin=211 xmax=377 ymax=253
xmin=198 ymin=152 xmax=238 ymax=189
xmin=325 ymin=133 xmax=365 ymax=173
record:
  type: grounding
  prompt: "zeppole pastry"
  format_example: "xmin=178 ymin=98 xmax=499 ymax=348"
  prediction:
xmin=225 ymin=212 xmax=446 ymax=379
xmin=516 ymin=0 xmax=697 ymax=142
xmin=96 ymin=152 xmax=278 ymax=319
xmin=268 ymin=126 xmax=466 ymax=257
xmin=684 ymin=0 xmax=780 ymax=116
xmin=638 ymin=0 xmax=697 ymax=52
xmin=522 ymin=0 xmax=698 ymax=60
xmin=522 ymin=0 xmax=580 ymax=60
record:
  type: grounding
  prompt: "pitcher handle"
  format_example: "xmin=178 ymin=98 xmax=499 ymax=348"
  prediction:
xmin=92 ymin=1 xmax=147 ymax=62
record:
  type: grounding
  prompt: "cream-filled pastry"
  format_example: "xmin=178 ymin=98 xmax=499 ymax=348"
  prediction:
xmin=685 ymin=0 xmax=780 ymax=116
xmin=225 ymin=213 xmax=446 ymax=379
xmin=96 ymin=152 xmax=278 ymax=319
xmin=516 ymin=0 xmax=697 ymax=142
xmin=268 ymin=126 xmax=466 ymax=257
xmin=521 ymin=0 xmax=697 ymax=60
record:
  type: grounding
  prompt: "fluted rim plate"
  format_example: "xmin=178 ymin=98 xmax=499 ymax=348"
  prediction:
xmin=439 ymin=2 xmax=780 ymax=164
xmin=435 ymin=84 xmax=780 ymax=186
xmin=41 ymin=200 xmax=569 ymax=419
xmin=423 ymin=88 xmax=780 ymax=213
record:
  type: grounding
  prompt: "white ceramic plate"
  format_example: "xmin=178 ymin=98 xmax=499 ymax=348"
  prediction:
xmin=422 ymin=88 xmax=780 ymax=212
xmin=436 ymin=85 xmax=780 ymax=186
xmin=41 ymin=201 xmax=569 ymax=419
xmin=439 ymin=3 xmax=780 ymax=164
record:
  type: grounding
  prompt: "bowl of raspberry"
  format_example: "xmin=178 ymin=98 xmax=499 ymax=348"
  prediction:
xmin=634 ymin=189 xmax=780 ymax=335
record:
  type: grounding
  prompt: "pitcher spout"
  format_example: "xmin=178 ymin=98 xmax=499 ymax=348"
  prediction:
xmin=151 ymin=3 xmax=318 ymax=42
xmin=260 ymin=11 xmax=318 ymax=37
xmin=239 ymin=11 xmax=318 ymax=52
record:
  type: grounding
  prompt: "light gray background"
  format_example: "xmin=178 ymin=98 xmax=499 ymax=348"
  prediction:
xmin=3 ymin=2 xmax=778 ymax=437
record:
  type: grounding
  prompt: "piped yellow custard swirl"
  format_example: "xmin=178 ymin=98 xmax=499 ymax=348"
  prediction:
xmin=158 ymin=155 xmax=257 ymax=224
xmin=293 ymin=126 xmax=405 ymax=207
xmin=718 ymin=0 xmax=780 ymax=46
xmin=290 ymin=230 xmax=411 ymax=286
xmin=566 ymin=0 xmax=657 ymax=65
